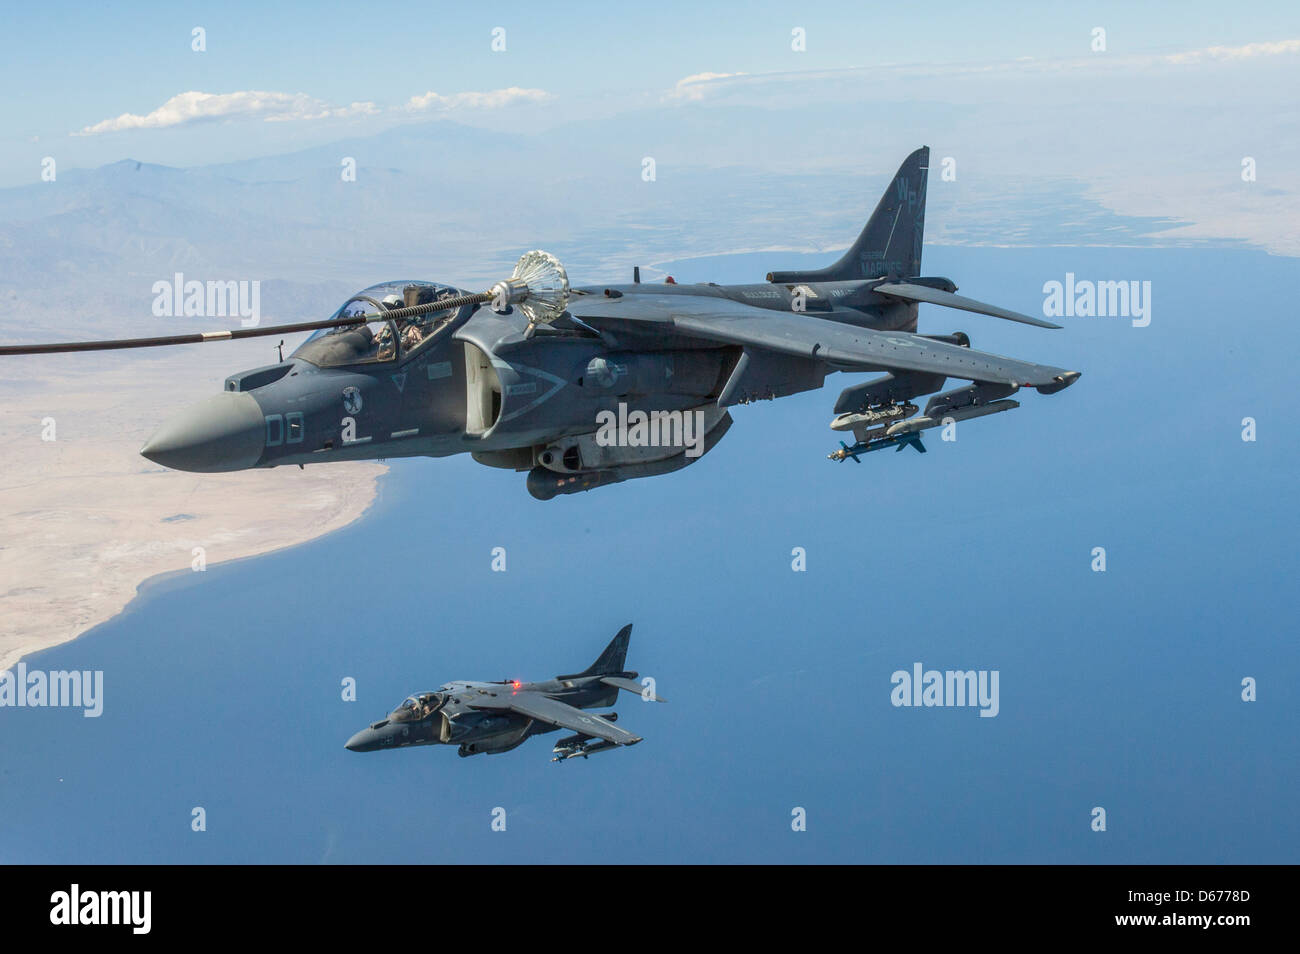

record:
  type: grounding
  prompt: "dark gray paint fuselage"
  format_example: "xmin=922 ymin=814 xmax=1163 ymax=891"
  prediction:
xmin=345 ymin=674 xmax=626 ymax=755
xmin=219 ymin=278 xmax=917 ymax=472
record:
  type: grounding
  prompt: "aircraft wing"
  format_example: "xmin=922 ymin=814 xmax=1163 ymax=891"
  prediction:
xmin=470 ymin=690 xmax=641 ymax=745
xmin=569 ymin=294 xmax=1075 ymax=388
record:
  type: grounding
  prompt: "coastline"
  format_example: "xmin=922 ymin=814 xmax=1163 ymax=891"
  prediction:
xmin=0 ymin=461 xmax=387 ymax=674
xmin=0 ymin=349 xmax=388 ymax=673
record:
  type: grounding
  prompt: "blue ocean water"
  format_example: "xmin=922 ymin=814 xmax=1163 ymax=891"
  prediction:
xmin=1 ymin=245 xmax=1295 ymax=863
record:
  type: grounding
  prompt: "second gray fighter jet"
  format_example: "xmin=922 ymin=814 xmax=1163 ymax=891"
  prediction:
xmin=345 ymin=625 xmax=663 ymax=761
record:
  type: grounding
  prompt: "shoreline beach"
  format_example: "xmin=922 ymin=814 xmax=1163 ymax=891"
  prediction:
xmin=0 ymin=349 xmax=387 ymax=673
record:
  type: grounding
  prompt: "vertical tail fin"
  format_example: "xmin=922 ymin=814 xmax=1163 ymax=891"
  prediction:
xmin=767 ymin=146 xmax=929 ymax=284
xmin=567 ymin=624 xmax=632 ymax=677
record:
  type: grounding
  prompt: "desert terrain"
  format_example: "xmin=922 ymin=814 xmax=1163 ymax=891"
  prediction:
xmin=0 ymin=343 xmax=385 ymax=671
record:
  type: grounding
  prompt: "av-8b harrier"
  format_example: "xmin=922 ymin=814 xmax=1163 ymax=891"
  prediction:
xmin=344 ymin=624 xmax=663 ymax=761
xmin=2 ymin=147 xmax=1078 ymax=498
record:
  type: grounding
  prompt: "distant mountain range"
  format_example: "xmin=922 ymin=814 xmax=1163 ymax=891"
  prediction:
xmin=0 ymin=117 xmax=1196 ymax=344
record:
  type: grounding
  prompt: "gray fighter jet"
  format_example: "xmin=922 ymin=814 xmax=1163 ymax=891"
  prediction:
xmin=345 ymin=624 xmax=663 ymax=761
xmin=2 ymin=147 xmax=1079 ymax=498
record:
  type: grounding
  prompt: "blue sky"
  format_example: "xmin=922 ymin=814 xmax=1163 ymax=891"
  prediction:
xmin=4 ymin=0 xmax=1297 ymax=271
xmin=4 ymin=2 xmax=1299 ymax=187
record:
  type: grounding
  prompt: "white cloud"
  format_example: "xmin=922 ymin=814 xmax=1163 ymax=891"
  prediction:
xmin=1163 ymin=38 xmax=1300 ymax=65
xmin=664 ymin=72 xmax=746 ymax=102
xmin=661 ymin=37 xmax=1300 ymax=104
xmin=403 ymin=87 xmax=550 ymax=111
xmin=75 ymin=90 xmax=379 ymax=136
xmin=76 ymin=86 xmax=549 ymax=136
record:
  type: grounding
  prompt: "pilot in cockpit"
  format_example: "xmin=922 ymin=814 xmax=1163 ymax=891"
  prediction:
xmin=391 ymin=697 xmax=420 ymax=722
xmin=396 ymin=285 xmax=434 ymax=352
xmin=370 ymin=294 xmax=401 ymax=360
xmin=400 ymin=323 xmax=423 ymax=351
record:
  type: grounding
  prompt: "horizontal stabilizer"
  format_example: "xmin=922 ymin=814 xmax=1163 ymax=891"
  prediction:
xmin=600 ymin=676 xmax=666 ymax=702
xmin=874 ymin=283 xmax=1061 ymax=329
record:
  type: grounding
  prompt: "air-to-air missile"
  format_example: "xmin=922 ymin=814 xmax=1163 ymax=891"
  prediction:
xmin=822 ymin=369 xmax=1079 ymax=462
xmin=551 ymin=714 xmax=626 ymax=761
xmin=830 ymin=431 xmax=928 ymax=461
xmin=828 ymin=400 xmax=1023 ymax=460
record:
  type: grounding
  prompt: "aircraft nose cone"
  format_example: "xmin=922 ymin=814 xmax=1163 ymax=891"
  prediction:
xmin=141 ymin=391 xmax=265 ymax=472
xmin=345 ymin=729 xmax=377 ymax=752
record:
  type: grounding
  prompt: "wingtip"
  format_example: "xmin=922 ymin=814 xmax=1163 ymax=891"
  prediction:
xmin=1035 ymin=370 xmax=1081 ymax=394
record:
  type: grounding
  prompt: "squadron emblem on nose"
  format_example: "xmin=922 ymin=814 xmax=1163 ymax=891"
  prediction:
xmin=342 ymin=386 xmax=362 ymax=415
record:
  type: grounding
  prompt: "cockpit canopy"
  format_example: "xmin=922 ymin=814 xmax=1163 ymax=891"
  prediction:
xmin=389 ymin=692 xmax=446 ymax=723
xmin=292 ymin=281 xmax=472 ymax=368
